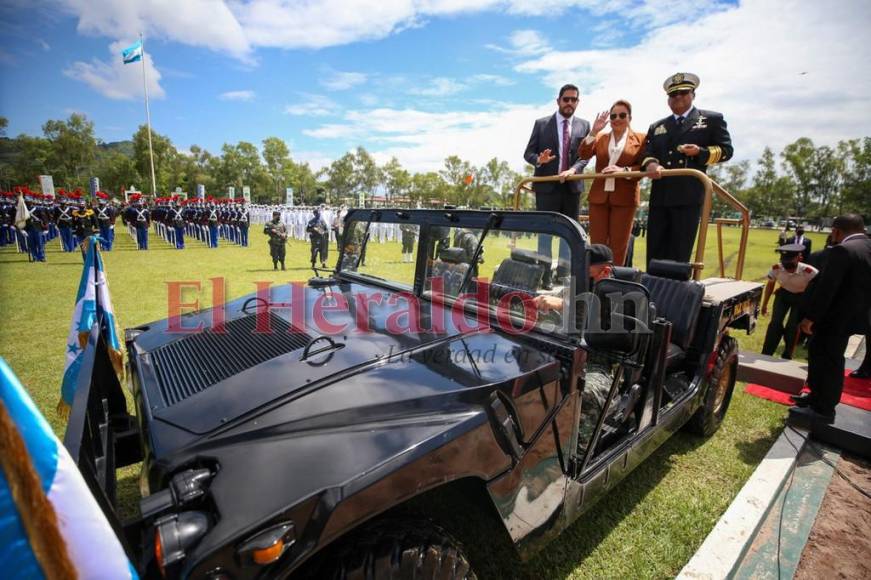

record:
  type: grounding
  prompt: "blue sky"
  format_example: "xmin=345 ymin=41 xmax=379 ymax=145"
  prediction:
xmin=1 ymin=0 xmax=870 ymax=172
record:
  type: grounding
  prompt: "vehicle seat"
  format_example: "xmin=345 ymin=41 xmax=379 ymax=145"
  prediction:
xmin=641 ymin=260 xmax=705 ymax=370
xmin=490 ymin=248 xmax=549 ymax=304
xmin=612 ymin=266 xmax=642 ymax=283
xmin=429 ymin=247 xmax=470 ymax=296
xmin=584 ymin=278 xmax=651 ymax=360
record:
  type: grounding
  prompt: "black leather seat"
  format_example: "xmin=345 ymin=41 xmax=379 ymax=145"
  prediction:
xmin=612 ymin=266 xmax=642 ymax=283
xmin=429 ymin=248 xmax=470 ymax=296
xmin=641 ymin=260 xmax=705 ymax=370
xmin=490 ymin=249 xmax=549 ymax=304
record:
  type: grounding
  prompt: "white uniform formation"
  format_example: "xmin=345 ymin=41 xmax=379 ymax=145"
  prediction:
xmin=249 ymin=205 xmax=406 ymax=244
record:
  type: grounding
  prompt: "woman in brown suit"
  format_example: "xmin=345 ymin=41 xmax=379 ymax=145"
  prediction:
xmin=578 ymin=100 xmax=647 ymax=266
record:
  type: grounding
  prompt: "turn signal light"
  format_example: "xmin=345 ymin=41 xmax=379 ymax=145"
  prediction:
xmin=252 ymin=539 xmax=285 ymax=565
xmin=237 ymin=521 xmax=295 ymax=566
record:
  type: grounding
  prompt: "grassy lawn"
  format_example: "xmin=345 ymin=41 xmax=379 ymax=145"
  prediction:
xmin=0 ymin=222 xmax=829 ymax=578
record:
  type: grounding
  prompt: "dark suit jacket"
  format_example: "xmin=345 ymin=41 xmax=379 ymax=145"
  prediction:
xmin=805 ymin=234 xmax=871 ymax=336
xmin=524 ymin=114 xmax=590 ymax=194
xmin=786 ymin=235 xmax=813 ymax=256
xmin=641 ymin=107 xmax=733 ymax=207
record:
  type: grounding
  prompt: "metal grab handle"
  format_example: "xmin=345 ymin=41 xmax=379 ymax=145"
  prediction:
xmin=512 ymin=169 xmax=750 ymax=281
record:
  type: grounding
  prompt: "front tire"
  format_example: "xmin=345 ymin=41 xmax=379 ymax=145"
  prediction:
xmin=313 ymin=517 xmax=476 ymax=580
xmin=687 ymin=335 xmax=738 ymax=436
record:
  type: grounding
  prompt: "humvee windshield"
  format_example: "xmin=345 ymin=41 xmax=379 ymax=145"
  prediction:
xmin=339 ymin=215 xmax=575 ymax=335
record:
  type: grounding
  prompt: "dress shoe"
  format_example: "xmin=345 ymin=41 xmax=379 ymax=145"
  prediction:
xmin=790 ymin=392 xmax=813 ymax=407
xmin=849 ymin=368 xmax=871 ymax=379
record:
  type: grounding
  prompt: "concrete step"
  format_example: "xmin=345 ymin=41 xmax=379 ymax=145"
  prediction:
xmin=738 ymin=352 xmax=808 ymax=394
xmin=789 ymin=403 xmax=871 ymax=460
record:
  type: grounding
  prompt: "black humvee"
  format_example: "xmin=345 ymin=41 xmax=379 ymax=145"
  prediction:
xmin=66 ymin=187 xmax=761 ymax=578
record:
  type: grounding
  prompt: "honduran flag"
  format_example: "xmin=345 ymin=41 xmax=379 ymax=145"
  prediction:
xmin=121 ymin=39 xmax=143 ymax=64
xmin=60 ymin=236 xmax=122 ymax=413
xmin=0 ymin=357 xmax=137 ymax=578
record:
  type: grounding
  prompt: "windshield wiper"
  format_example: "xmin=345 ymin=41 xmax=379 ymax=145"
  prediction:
xmin=456 ymin=213 xmax=501 ymax=296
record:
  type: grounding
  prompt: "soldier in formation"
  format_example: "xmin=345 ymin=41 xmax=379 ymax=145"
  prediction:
xmin=264 ymin=210 xmax=288 ymax=270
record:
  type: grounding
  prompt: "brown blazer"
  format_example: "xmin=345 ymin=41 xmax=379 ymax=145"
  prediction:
xmin=578 ymin=130 xmax=647 ymax=206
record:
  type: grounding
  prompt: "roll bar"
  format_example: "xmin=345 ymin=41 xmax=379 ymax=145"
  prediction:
xmin=512 ymin=169 xmax=750 ymax=280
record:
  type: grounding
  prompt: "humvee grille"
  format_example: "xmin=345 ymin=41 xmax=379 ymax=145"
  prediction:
xmin=151 ymin=313 xmax=310 ymax=406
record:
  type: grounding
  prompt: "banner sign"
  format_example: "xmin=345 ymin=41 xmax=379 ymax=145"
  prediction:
xmin=196 ymin=184 xmax=205 ymax=199
xmin=123 ymin=188 xmax=141 ymax=203
xmin=89 ymin=177 xmax=100 ymax=198
xmin=38 ymin=175 xmax=55 ymax=197
xmin=242 ymin=186 xmax=251 ymax=202
xmin=228 ymin=186 xmax=235 ymax=197
xmin=286 ymin=187 xmax=294 ymax=207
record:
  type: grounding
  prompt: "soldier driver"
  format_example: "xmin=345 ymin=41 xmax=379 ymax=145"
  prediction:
xmin=264 ymin=210 xmax=288 ymax=270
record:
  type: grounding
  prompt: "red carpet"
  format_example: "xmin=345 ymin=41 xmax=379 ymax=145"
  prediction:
xmin=745 ymin=370 xmax=871 ymax=411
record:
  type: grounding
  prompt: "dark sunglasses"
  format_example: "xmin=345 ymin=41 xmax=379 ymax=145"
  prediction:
xmin=669 ymin=90 xmax=692 ymax=97
xmin=560 ymin=96 xmax=579 ymax=103
xmin=610 ymin=112 xmax=628 ymax=120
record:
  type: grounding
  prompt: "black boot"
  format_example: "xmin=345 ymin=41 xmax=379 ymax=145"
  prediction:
xmin=273 ymin=261 xmax=278 ymax=270
xmin=281 ymin=261 xmax=286 ymax=271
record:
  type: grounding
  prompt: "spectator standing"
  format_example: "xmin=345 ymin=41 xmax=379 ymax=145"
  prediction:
xmin=794 ymin=214 xmax=871 ymax=421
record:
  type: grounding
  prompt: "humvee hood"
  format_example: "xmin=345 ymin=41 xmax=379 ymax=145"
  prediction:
xmin=128 ymin=281 xmax=556 ymax=456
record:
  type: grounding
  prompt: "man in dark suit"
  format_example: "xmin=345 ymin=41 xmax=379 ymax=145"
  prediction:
xmin=793 ymin=214 xmax=871 ymax=421
xmin=786 ymin=225 xmax=812 ymax=256
xmin=642 ymin=73 xmax=733 ymax=266
xmin=524 ymin=83 xmax=590 ymax=261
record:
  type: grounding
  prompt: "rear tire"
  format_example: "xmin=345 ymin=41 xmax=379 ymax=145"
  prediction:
xmin=687 ymin=335 xmax=738 ymax=436
xmin=313 ymin=517 xmax=476 ymax=580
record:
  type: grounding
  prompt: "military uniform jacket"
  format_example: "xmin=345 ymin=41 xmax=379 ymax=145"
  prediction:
xmin=641 ymin=108 xmax=733 ymax=207
xmin=264 ymin=221 xmax=288 ymax=245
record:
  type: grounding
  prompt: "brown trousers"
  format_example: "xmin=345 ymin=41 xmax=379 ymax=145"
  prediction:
xmin=588 ymin=202 xmax=637 ymax=267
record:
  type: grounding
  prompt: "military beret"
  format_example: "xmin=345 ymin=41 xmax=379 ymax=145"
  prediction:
xmin=588 ymin=243 xmax=614 ymax=265
xmin=663 ymin=72 xmax=700 ymax=94
xmin=775 ymin=243 xmax=805 ymax=254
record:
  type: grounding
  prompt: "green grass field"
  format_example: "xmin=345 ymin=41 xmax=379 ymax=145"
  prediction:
xmin=0 ymin=223 xmax=830 ymax=578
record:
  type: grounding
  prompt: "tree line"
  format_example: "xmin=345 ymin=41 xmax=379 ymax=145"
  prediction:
xmin=0 ymin=114 xmax=868 ymax=219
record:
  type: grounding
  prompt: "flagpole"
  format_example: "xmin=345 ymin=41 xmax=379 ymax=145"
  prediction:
xmin=139 ymin=33 xmax=157 ymax=197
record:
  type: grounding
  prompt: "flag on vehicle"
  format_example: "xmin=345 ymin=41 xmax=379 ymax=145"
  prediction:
xmin=464 ymin=174 xmax=474 ymax=185
xmin=0 ymin=357 xmax=138 ymax=579
xmin=121 ymin=39 xmax=143 ymax=64
xmin=14 ymin=193 xmax=29 ymax=229
xmin=59 ymin=236 xmax=123 ymax=414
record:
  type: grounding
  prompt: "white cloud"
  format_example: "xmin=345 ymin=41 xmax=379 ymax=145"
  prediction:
xmin=219 ymin=90 xmax=255 ymax=101
xmin=320 ymin=69 xmax=367 ymax=91
xmin=54 ymin=0 xmax=730 ymax=62
xmin=303 ymin=103 xmax=551 ymax=172
xmin=64 ymin=41 xmax=165 ymax=100
xmin=513 ymin=0 xmax=871 ymax=164
xmin=486 ymin=29 xmax=551 ymax=57
xmin=284 ymin=93 xmax=338 ymax=116
xmin=471 ymin=74 xmax=515 ymax=86
xmin=408 ymin=77 xmax=466 ymax=97
xmin=58 ymin=0 xmax=251 ymax=59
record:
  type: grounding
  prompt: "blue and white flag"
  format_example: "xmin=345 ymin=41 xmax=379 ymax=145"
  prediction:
xmin=0 ymin=357 xmax=137 ymax=578
xmin=60 ymin=236 xmax=122 ymax=411
xmin=121 ymin=40 xmax=143 ymax=64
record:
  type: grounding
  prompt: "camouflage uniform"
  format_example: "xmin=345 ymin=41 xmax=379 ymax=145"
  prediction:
xmin=264 ymin=217 xmax=288 ymax=270
xmin=577 ymin=355 xmax=614 ymax=457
